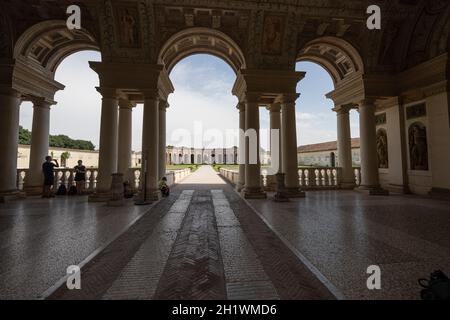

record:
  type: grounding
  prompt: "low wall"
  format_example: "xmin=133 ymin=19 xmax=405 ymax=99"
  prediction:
xmin=166 ymin=168 xmax=191 ymax=186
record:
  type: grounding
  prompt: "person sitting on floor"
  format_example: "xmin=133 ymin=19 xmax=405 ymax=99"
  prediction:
xmin=159 ymin=177 xmax=170 ymax=197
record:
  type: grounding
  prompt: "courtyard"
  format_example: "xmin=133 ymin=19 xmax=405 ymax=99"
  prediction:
xmin=1 ymin=166 xmax=449 ymax=300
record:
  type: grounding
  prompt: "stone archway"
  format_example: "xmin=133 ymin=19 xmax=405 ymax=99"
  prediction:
xmin=158 ymin=27 xmax=246 ymax=74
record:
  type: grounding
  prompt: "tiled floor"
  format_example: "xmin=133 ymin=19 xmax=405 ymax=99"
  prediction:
xmin=1 ymin=166 xmax=449 ymax=300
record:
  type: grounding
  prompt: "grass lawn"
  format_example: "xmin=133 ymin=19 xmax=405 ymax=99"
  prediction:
xmin=167 ymin=164 xmax=200 ymax=172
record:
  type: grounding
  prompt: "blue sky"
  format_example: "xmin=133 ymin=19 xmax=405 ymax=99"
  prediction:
xmin=19 ymin=51 xmax=359 ymax=151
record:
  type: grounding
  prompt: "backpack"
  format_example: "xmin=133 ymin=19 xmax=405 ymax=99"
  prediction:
xmin=68 ymin=185 xmax=78 ymax=196
xmin=56 ymin=184 xmax=67 ymax=196
xmin=419 ymin=270 xmax=450 ymax=300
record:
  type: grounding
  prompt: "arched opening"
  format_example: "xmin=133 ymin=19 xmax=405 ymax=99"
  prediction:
xmin=156 ymin=28 xmax=245 ymax=171
xmin=293 ymin=37 xmax=364 ymax=174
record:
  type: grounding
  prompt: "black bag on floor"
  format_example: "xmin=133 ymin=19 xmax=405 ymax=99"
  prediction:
xmin=68 ymin=185 xmax=77 ymax=196
xmin=419 ymin=270 xmax=450 ymax=300
xmin=56 ymin=184 xmax=67 ymax=196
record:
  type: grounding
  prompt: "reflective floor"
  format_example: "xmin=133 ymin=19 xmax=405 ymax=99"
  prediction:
xmin=248 ymin=191 xmax=450 ymax=299
xmin=1 ymin=167 xmax=449 ymax=300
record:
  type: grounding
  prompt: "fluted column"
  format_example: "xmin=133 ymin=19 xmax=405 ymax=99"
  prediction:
xmin=0 ymin=89 xmax=23 ymax=202
xmin=24 ymin=98 xmax=52 ymax=195
xmin=281 ymin=95 xmax=304 ymax=197
xmin=242 ymin=94 xmax=266 ymax=199
xmin=237 ymin=102 xmax=246 ymax=192
xmin=268 ymin=103 xmax=282 ymax=174
xmin=117 ymin=99 xmax=133 ymax=179
xmin=334 ymin=105 xmax=356 ymax=189
xmin=159 ymin=100 xmax=168 ymax=179
xmin=358 ymin=99 xmax=388 ymax=195
xmin=89 ymin=88 xmax=119 ymax=202
xmin=140 ymin=91 xmax=160 ymax=202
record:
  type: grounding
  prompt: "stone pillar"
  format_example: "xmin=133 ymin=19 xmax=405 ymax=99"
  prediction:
xmin=140 ymin=92 xmax=160 ymax=202
xmin=0 ymin=89 xmax=23 ymax=202
xmin=358 ymin=99 xmax=388 ymax=195
xmin=24 ymin=98 xmax=52 ymax=195
xmin=242 ymin=95 xmax=266 ymax=199
xmin=159 ymin=100 xmax=168 ymax=179
xmin=117 ymin=99 xmax=133 ymax=179
xmin=281 ymin=95 xmax=305 ymax=197
xmin=334 ymin=105 xmax=356 ymax=189
xmin=237 ymin=102 xmax=246 ymax=192
xmin=89 ymin=88 xmax=119 ymax=202
xmin=269 ymin=103 xmax=282 ymax=174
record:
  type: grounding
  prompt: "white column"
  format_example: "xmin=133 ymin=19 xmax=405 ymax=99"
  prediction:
xmin=242 ymin=95 xmax=266 ymax=199
xmin=24 ymin=98 xmax=52 ymax=194
xmin=281 ymin=96 xmax=304 ymax=197
xmin=117 ymin=99 xmax=133 ymax=178
xmin=334 ymin=105 xmax=356 ymax=189
xmin=237 ymin=102 xmax=246 ymax=191
xmin=89 ymin=88 xmax=119 ymax=201
xmin=140 ymin=92 xmax=160 ymax=201
xmin=358 ymin=99 xmax=388 ymax=195
xmin=159 ymin=100 xmax=168 ymax=179
xmin=0 ymin=89 xmax=23 ymax=201
xmin=269 ymin=103 xmax=282 ymax=174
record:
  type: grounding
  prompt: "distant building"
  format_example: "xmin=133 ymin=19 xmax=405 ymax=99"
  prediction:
xmin=297 ymin=138 xmax=360 ymax=167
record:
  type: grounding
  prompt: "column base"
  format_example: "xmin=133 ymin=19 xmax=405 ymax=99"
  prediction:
xmin=285 ymin=187 xmax=306 ymax=198
xmin=135 ymin=189 xmax=161 ymax=204
xmin=273 ymin=191 xmax=290 ymax=202
xmin=236 ymin=182 xmax=245 ymax=193
xmin=388 ymin=184 xmax=410 ymax=194
xmin=241 ymin=187 xmax=267 ymax=199
xmin=0 ymin=190 xmax=26 ymax=203
xmin=88 ymin=191 xmax=112 ymax=203
xmin=356 ymin=185 xmax=390 ymax=196
xmin=23 ymin=185 xmax=44 ymax=196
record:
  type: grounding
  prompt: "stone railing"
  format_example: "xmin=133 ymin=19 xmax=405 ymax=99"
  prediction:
xmin=220 ymin=167 xmax=362 ymax=191
xmin=17 ymin=167 xmax=192 ymax=193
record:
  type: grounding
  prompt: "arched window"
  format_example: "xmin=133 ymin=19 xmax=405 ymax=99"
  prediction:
xmin=408 ymin=122 xmax=428 ymax=171
xmin=376 ymin=129 xmax=389 ymax=169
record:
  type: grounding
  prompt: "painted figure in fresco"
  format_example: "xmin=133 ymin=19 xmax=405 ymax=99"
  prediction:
xmin=409 ymin=123 xmax=428 ymax=171
xmin=376 ymin=130 xmax=389 ymax=169
xmin=120 ymin=9 xmax=136 ymax=47
xmin=263 ymin=16 xmax=283 ymax=54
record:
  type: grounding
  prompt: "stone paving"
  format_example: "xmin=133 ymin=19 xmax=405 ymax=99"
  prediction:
xmin=2 ymin=166 xmax=449 ymax=300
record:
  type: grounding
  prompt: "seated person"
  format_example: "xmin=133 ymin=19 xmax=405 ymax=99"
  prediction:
xmin=159 ymin=177 xmax=170 ymax=197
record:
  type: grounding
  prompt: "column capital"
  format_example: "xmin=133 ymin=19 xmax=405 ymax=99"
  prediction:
xmin=96 ymin=87 xmax=118 ymax=99
xmin=244 ymin=92 xmax=261 ymax=104
xmin=30 ymin=97 xmax=54 ymax=109
xmin=142 ymin=89 xmax=160 ymax=100
xmin=159 ymin=100 xmax=169 ymax=110
xmin=118 ymin=99 xmax=135 ymax=110
xmin=236 ymin=101 xmax=246 ymax=112
xmin=276 ymin=93 xmax=300 ymax=104
xmin=332 ymin=104 xmax=353 ymax=115
xmin=359 ymin=98 xmax=377 ymax=107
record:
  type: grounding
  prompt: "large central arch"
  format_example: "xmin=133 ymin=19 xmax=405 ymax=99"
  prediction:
xmin=297 ymin=36 xmax=364 ymax=86
xmin=158 ymin=27 xmax=246 ymax=74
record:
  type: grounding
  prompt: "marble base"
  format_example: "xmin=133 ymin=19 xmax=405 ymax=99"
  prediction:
xmin=242 ymin=187 xmax=267 ymax=199
xmin=285 ymin=187 xmax=306 ymax=198
xmin=356 ymin=185 xmax=390 ymax=196
xmin=88 ymin=192 xmax=112 ymax=203
xmin=0 ymin=190 xmax=26 ymax=203
xmin=429 ymin=188 xmax=450 ymax=201
xmin=388 ymin=184 xmax=410 ymax=194
xmin=273 ymin=192 xmax=290 ymax=202
xmin=135 ymin=189 xmax=161 ymax=203
xmin=340 ymin=181 xmax=356 ymax=190
xmin=23 ymin=185 xmax=44 ymax=196
xmin=235 ymin=182 xmax=245 ymax=193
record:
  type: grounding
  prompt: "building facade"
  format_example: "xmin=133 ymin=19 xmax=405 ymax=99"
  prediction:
xmin=297 ymin=139 xmax=361 ymax=167
xmin=0 ymin=0 xmax=449 ymax=200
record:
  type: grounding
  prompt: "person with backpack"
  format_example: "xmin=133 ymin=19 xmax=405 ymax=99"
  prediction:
xmin=42 ymin=156 xmax=59 ymax=198
xmin=74 ymin=160 xmax=86 ymax=195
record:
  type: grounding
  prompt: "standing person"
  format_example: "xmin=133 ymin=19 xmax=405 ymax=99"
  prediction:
xmin=42 ymin=156 xmax=59 ymax=198
xmin=74 ymin=160 xmax=87 ymax=195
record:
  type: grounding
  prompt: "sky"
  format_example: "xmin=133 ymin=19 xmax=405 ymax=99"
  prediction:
xmin=19 ymin=51 xmax=359 ymax=151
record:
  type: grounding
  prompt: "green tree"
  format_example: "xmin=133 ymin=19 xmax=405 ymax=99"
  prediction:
xmin=18 ymin=126 xmax=32 ymax=145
